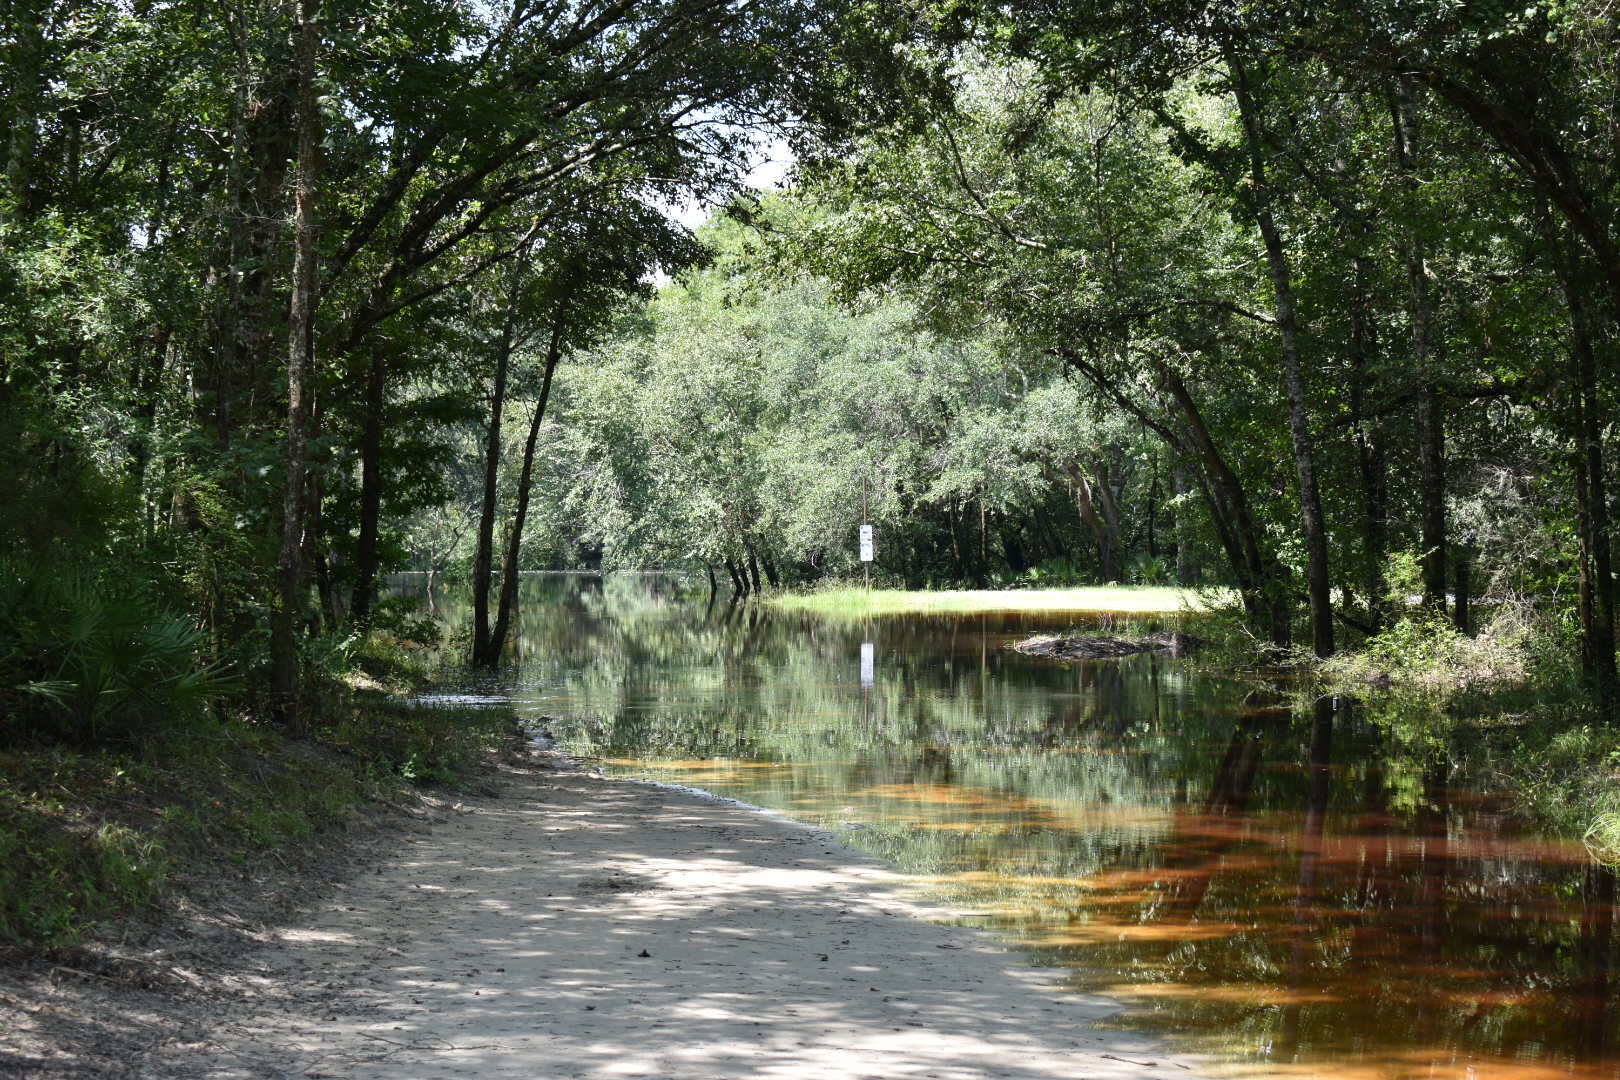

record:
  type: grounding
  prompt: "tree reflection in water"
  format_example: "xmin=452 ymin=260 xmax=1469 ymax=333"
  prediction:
xmin=409 ymin=574 xmax=1620 ymax=1079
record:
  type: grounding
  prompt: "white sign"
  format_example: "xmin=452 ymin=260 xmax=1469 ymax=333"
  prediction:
xmin=860 ymin=641 xmax=875 ymax=687
xmin=859 ymin=523 xmax=874 ymax=562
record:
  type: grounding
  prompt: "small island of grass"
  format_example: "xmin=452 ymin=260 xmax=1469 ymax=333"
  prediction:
xmin=767 ymin=585 xmax=1207 ymax=619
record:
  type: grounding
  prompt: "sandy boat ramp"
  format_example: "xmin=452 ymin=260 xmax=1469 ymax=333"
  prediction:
xmin=6 ymin=761 xmax=1209 ymax=1079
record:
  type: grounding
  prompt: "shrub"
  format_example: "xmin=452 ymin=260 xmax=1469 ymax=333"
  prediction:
xmin=1129 ymin=554 xmax=1170 ymax=586
xmin=319 ymin=701 xmax=514 ymax=786
xmin=1322 ymin=601 xmax=1550 ymax=691
xmin=0 ymin=565 xmax=237 ymax=744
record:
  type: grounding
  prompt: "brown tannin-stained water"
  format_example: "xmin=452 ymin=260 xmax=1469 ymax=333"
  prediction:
xmin=413 ymin=574 xmax=1620 ymax=1080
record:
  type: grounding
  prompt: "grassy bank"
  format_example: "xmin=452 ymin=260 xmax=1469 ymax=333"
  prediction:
xmin=768 ymin=585 xmax=1208 ymax=619
xmin=0 ymin=691 xmax=516 ymax=952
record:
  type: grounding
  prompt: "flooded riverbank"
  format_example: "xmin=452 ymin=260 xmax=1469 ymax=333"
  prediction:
xmin=410 ymin=573 xmax=1620 ymax=1079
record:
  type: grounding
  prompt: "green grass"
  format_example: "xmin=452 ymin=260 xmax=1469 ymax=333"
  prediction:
xmin=0 ymin=695 xmax=517 ymax=951
xmin=768 ymin=585 xmax=1208 ymax=619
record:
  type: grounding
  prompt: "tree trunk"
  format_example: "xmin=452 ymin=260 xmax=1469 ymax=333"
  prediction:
xmin=4 ymin=0 xmax=44 ymax=213
xmin=1552 ymin=227 xmax=1619 ymax=706
xmin=976 ymin=495 xmax=989 ymax=587
xmin=1415 ymin=386 xmax=1448 ymax=612
xmin=1071 ymin=465 xmax=1119 ymax=582
xmin=1146 ymin=456 xmax=1160 ymax=560
xmin=1056 ymin=345 xmax=1287 ymax=643
xmin=489 ymin=307 xmax=570 ymax=664
xmin=349 ymin=350 xmax=386 ymax=625
xmin=130 ymin=327 xmax=171 ymax=544
xmin=270 ymin=0 xmax=320 ymax=733
xmin=1391 ymin=80 xmax=1450 ymax=615
xmin=1349 ymin=255 xmax=1389 ymax=631
xmin=471 ymin=299 xmax=519 ymax=668
xmin=1453 ymin=551 xmax=1471 ymax=637
xmin=1232 ymin=56 xmax=1334 ymax=657
xmin=1158 ymin=363 xmax=1290 ymax=644
xmin=316 ymin=549 xmax=337 ymax=627
xmin=1578 ymin=454 xmax=1599 ymax=679
xmin=1000 ymin=516 xmax=1028 ymax=575
xmin=948 ymin=499 xmax=966 ymax=582
xmin=300 ymin=404 xmax=326 ymax=634
xmin=1095 ymin=459 xmax=1125 ymax=579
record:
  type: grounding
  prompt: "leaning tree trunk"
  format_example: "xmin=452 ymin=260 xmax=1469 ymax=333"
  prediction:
xmin=1070 ymin=464 xmax=1119 ymax=582
xmin=1157 ymin=360 xmax=1291 ymax=646
xmin=471 ymin=298 xmax=519 ymax=668
xmin=489 ymin=305 xmax=571 ymax=664
xmin=270 ymin=0 xmax=321 ymax=733
xmin=1056 ymin=344 xmax=1288 ymax=644
xmin=1231 ymin=55 xmax=1334 ymax=658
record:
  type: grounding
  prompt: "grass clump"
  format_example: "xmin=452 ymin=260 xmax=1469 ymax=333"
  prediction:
xmin=1585 ymin=811 xmax=1620 ymax=867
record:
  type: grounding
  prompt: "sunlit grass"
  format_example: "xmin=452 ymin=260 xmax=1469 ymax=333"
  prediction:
xmin=768 ymin=585 xmax=1209 ymax=618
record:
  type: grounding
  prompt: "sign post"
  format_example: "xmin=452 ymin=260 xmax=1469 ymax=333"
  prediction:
xmin=860 ymin=475 xmax=873 ymax=591
xmin=859 ymin=475 xmax=875 ymax=708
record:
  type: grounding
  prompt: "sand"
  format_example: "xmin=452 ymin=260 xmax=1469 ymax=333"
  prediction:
xmin=6 ymin=761 xmax=1210 ymax=1079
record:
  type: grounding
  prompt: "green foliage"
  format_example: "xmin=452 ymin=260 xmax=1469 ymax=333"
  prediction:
xmin=1017 ymin=558 xmax=1087 ymax=586
xmin=0 ymin=695 xmax=514 ymax=950
xmin=1 ymin=564 xmax=237 ymax=743
xmin=3 ymin=0 xmax=1620 ymax=973
xmin=319 ymin=702 xmax=514 ymax=787
xmin=1323 ymin=600 xmax=1556 ymax=692
xmin=531 ymin=229 xmax=1180 ymax=589
xmin=0 ymin=792 xmax=169 ymax=947
xmin=1128 ymin=554 xmax=1171 ymax=586
xmin=1585 ymin=810 xmax=1620 ymax=868
xmin=1481 ymin=719 xmax=1620 ymax=850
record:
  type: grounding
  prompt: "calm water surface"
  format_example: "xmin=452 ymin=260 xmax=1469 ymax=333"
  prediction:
xmin=417 ymin=574 xmax=1618 ymax=1080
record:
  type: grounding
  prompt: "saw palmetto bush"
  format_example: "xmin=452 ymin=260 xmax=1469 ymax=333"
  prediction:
xmin=1 ymin=564 xmax=237 ymax=745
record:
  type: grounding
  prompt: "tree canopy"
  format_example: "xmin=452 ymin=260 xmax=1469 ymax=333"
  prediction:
xmin=4 ymin=0 xmax=1620 ymax=725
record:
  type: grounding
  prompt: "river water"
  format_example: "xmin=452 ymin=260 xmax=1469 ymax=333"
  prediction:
xmin=411 ymin=573 xmax=1618 ymax=1080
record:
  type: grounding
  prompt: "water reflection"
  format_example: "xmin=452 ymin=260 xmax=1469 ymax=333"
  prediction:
xmin=412 ymin=574 xmax=1620 ymax=1079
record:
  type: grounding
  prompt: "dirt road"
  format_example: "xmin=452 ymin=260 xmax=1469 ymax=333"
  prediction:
xmin=7 ymin=763 xmax=1208 ymax=1079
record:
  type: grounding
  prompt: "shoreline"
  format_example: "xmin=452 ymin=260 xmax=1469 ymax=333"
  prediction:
xmin=5 ymin=757 xmax=1210 ymax=1079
